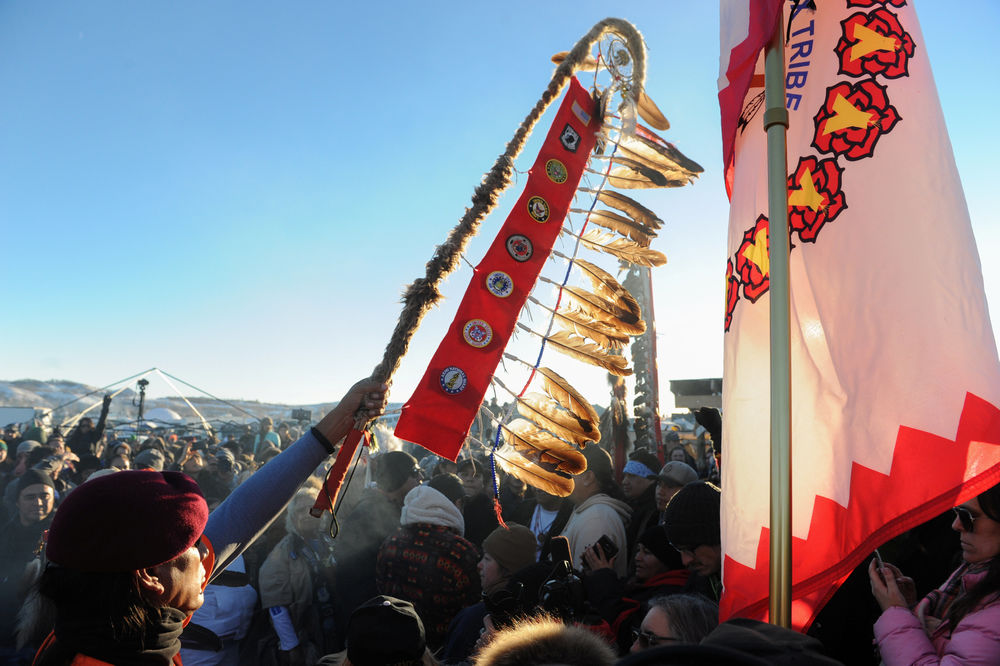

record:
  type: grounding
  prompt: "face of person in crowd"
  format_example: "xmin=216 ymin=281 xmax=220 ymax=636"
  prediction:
xmin=633 ymin=542 xmax=668 ymax=582
xmin=505 ymin=474 xmax=526 ymax=498
xmin=953 ymin=497 xmax=1000 ymax=564
xmin=17 ymin=483 xmax=55 ymax=526
xmin=674 ymin=543 xmax=722 ymax=577
xmin=49 ymin=438 xmax=65 ymax=456
xmin=458 ymin=465 xmax=484 ymax=497
xmin=78 ymin=419 xmax=93 ymax=433
xmin=146 ymin=537 xmax=210 ymax=615
xmin=569 ymin=469 xmax=598 ymax=504
xmin=437 ymin=460 xmax=457 ymax=476
xmin=478 ymin=552 xmax=505 ymax=591
xmin=629 ymin=606 xmax=677 ymax=653
xmin=669 ymin=447 xmax=687 ymax=463
xmin=110 ymin=455 xmax=130 ymax=470
xmin=182 ymin=452 xmax=204 ymax=475
xmin=622 ymin=473 xmax=655 ymax=500
xmin=655 ymin=482 xmax=682 ymax=512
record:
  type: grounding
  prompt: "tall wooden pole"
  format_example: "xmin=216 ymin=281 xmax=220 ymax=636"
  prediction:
xmin=764 ymin=12 xmax=793 ymax=628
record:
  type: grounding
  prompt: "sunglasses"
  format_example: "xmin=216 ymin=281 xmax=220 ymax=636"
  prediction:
xmin=953 ymin=506 xmax=978 ymax=532
xmin=631 ymin=627 xmax=679 ymax=649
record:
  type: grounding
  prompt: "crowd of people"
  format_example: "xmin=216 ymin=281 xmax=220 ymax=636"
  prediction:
xmin=0 ymin=387 xmax=998 ymax=665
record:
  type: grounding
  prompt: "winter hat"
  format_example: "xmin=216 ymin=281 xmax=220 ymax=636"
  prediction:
xmin=375 ymin=450 xmax=419 ymax=492
xmin=482 ymin=523 xmax=537 ymax=574
xmin=637 ymin=524 xmax=673 ymax=565
xmin=46 ymin=470 xmax=209 ymax=572
xmin=16 ymin=469 xmax=55 ymax=498
xmin=17 ymin=440 xmax=41 ymax=457
xmin=32 ymin=456 xmax=63 ymax=477
xmin=0 ymin=440 xmax=6 ymax=452
xmin=347 ymin=595 xmax=426 ymax=666
xmin=134 ymin=448 xmax=165 ymax=472
xmin=400 ymin=485 xmax=465 ymax=535
xmin=657 ymin=461 xmax=698 ymax=488
xmin=701 ymin=618 xmax=843 ymax=665
xmin=661 ymin=481 xmax=721 ymax=547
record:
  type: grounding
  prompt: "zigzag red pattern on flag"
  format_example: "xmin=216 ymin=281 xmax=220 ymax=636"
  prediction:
xmin=394 ymin=79 xmax=598 ymax=461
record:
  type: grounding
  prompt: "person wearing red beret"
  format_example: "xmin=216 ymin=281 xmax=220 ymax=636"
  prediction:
xmin=32 ymin=378 xmax=388 ymax=666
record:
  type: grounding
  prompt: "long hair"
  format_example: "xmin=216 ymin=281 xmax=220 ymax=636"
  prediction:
xmin=946 ymin=482 xmax=1000 ymax=630
xmin=38 ymin=565 xmax=158 ymax=645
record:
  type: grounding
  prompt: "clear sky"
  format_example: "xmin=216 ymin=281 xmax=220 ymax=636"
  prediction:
xmin=2 ymin=1 xmax=997 ymax=410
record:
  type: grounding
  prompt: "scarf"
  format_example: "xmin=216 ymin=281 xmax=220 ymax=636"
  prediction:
xmin=918 ymin=559 xmax=993 ymax=635
xmin=41 ymin=607 xmax=186 ymax=665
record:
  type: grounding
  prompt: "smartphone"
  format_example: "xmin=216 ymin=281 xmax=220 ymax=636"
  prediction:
xmin=596 ymin=534 xmax=619 ymax=560
xmin=873 ymin=548 xmax=885 ymax=583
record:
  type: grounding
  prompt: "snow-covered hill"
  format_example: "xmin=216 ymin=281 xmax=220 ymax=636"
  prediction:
xmin=0 ymin=378 xmax=356 ymax=431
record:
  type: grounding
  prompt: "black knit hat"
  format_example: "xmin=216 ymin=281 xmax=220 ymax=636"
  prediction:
xmin=347 ymin=595 xmax=426 ymax=665
xmin=16 ymin=469 xmax=55 ymax=498
xmin=637 ymin=524 xmax=674 ymax=565
xmin=661 ymin=481 xmax=721 ymax=547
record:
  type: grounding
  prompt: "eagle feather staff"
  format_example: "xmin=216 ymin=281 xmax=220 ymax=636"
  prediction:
xmin=312 ymin=17 xmax=654 ymax=518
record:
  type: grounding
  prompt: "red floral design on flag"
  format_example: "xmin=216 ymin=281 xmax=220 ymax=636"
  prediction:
xmin=735 ymin=215 xmax=770 ymax=303
xmin=787 ymin=156 xmax=847 ymax=243
xmin=725 ymin=259 xmax=740 ymax=332
xmin=847 ymin=0 xmax=906 ymax=7
xmin=837 ymin=9 xmax=915 ymax=79
xmin=812 ymin=80 xmax=900 ymax=161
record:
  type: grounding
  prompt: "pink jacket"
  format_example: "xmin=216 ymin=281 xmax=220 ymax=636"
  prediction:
xmin=873 ymin=568 xmax=1000 ymax=666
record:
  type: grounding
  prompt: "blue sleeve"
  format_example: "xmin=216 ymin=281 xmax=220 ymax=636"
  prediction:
xmin=204 ymin=430 xmax=327 ymax=578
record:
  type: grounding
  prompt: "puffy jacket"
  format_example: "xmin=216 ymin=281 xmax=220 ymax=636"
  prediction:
xmin=874 ymin=567 xmax=1000 ymax=665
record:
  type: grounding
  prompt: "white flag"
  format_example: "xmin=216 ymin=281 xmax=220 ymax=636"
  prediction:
xmin=720 ymin=0 xmax=1000 ymax=629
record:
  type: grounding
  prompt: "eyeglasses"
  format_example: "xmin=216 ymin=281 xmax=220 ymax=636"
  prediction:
xmin=671 ymin=543 xmax=700 ymax=557
xmin=953 ymin=506 xmax=978 ymax=532
xmin=631 ymin=627 xmax=679 ymax=649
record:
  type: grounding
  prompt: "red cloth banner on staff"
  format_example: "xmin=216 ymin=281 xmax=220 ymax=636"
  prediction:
xmin=395 ymin=79 xmax=598 ymax=461
xmin=719 ymin=0 xmax=1000 ymax=630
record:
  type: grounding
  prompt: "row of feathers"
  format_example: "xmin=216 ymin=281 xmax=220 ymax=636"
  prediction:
xmin=489 ymin=53 xmax=702 ymax=497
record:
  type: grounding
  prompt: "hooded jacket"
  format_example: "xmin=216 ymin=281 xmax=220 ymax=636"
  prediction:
xmin=399 ymin=485 xmax=465 ymax=535
xmin=560 ymin=493 xmax=632 ymax=578
xmin=376 ymin=485 xmax=480 ymax=650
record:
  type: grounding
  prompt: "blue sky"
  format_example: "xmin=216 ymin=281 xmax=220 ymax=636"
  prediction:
xmin=2 ymin=1 xmax=997 ymax=409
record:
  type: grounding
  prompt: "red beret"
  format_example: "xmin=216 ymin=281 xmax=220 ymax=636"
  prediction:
xmin=46 ymin=471 xmax=209 ymax=572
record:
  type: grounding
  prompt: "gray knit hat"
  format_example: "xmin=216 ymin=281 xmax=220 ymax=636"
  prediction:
xmin=657 ymin=461 xmax=698 ymax=488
